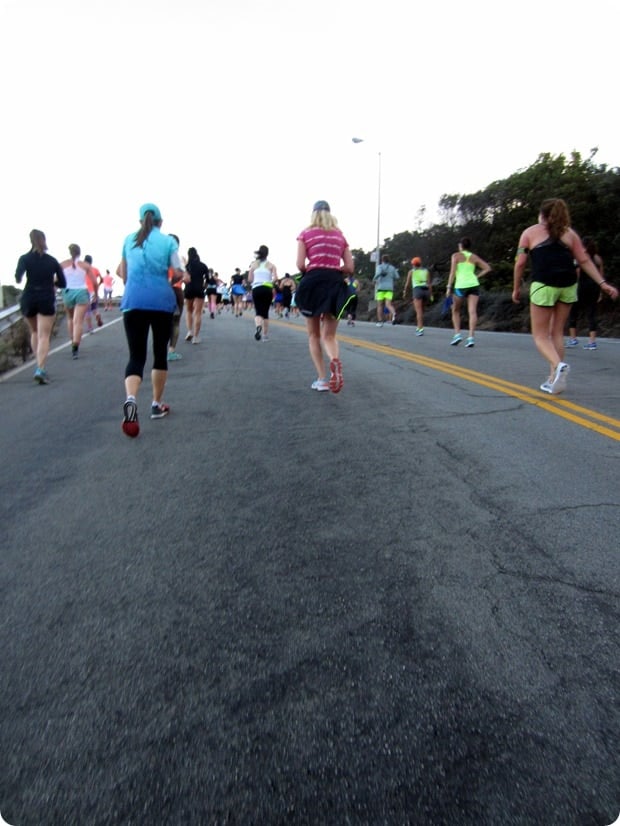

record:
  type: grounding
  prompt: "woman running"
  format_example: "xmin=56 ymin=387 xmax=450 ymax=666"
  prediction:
xmin=231 ymin=268 xmax=245 ymax=316
xmin=205 ymin=268 xmax=218 ymax=319
xmin=567 ymin=236 xmax=604 ymax=350
xmin=248 ymin=245 xmax=277 ymax=341
xmin=446 ymin=237 xmax=491 ymax=347
xmin=59 ymin=243 xmax=94 ymax=359
xmin=279 ymin=273 xmax=296 ymax=318
xmin=295 ymin=200 xmax=354 ymax=392
xmin=513 ymin=198 xmax=617 ymax=394
xmin=120 ymin=203 xmax=185 ymax=437
xmin=14 ymin=229 xmax=66 ymax=383
xmin=345 ymin=274 xmax=359 ymax=326
xmin=403 ymin=256 xmax=432 ymax=335
xmin=184 ymin=247 xmax=208 ymax=344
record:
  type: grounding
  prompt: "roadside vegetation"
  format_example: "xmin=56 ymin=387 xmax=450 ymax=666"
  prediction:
xmin=349 ymin=150 xmax=620 ymax=334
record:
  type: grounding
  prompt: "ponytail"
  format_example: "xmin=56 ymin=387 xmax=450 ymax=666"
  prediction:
xmin=30 ymin=229 xmax=47 ymax=255
xmin=540 ymin=198 xmax=570 ymax=241
xmin=69 ymin=243 xmax=81 ymax=267
xmin=133 ymin=211 xmax=157 ymax=248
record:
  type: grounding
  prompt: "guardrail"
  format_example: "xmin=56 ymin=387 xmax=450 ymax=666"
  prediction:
xmin=0 ymin=304 xmax=22 ymax=335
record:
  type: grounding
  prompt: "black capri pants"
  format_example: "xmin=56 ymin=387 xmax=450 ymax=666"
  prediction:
xmin=123 ymin=309 xmax=173 ymax=378
xmin=252 ymin=285 xmax=273 ymax=318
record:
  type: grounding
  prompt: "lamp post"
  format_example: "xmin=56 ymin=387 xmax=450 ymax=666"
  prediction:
xmin=352 ymin=137 xmax=381 ymax=274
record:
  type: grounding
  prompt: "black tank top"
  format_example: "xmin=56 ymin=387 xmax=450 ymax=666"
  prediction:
xmin=529 ymin=238 xmax=576 ymax=288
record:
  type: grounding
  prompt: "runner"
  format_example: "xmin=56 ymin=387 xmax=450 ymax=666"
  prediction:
xmin=403 ymin=256 xmax=432 ymax=335
xmin=102 ymin=269 xmax=114 ymax=311
xmin=230 ymin=268 xmax=245 ymax=316
xmin=513 ymin=198 xmax=617 ymax=394
xmin=205 ymin=268 xmax=218 ymax=319
xmin=567 ymin=236 xmax=604 ymax=350
xmin=446 ymin=237 xmax=491 ymax=348
xmin=84 ymin=255 xmax=103 ymax=329
xmin=167 ymin=233 xmax=188 ymax=361
xmin=120 ymin=203 xmax=184 ymax=437
xmin=247 ymin=245 xmax=277 ymax=341
xmin=345 ymin=274 xmax=359 ymax=326
xmin=59 ymin=243 xmax=94 ymax=359
xmin=184 ymin=247 xmax=208 ymax=344
xmin=295 ymin=200 xmax=354 ymax=392
xmin=14 ymin=229 xmax=66 ymax=383
xmin=373 ymin=254 xmax=400 ymax=326
xmin=279 ymin=273 xmax=296 ymax=318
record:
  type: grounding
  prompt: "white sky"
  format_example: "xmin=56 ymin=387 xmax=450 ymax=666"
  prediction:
xmin=1 ymin=0 xmax=618 ymax=290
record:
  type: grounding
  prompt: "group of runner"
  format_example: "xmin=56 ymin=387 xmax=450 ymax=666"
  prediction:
xmin=13 ymin=196 xmax=618 ymax=425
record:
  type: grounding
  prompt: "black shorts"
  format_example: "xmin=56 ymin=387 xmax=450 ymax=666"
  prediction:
xmin=413 ymin=286 xmax=430 ymax=301
xmin=206 ymin=287 xmax=218 ymax=297
xmin=185 ymin=287 xmax=205 ymax=301
xmin=20 ymin=291 xmax=56 ymax=317
xmin=295 ymin=269 xmax=354 ymax=319
xmin=454 ymin=286 xmax=480 ymax=298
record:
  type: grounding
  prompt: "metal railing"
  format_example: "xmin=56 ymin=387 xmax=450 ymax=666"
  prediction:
xmin=0 ymin=304 xmax=22 ymax=335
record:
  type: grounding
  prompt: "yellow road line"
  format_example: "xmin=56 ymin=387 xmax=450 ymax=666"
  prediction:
xmin=337 ymin=334 xmax=620 ymax=443
xmin=273 ymin=320 xmax=620 ymax=440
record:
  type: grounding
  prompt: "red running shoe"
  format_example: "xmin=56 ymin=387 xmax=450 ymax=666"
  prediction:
xmin=122 ymin=399 xmax=140 ymax=438
xmin=329 ymin=358 xmax=343 ymax=393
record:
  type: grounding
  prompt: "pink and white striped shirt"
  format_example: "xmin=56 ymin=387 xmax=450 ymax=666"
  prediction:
xmin=297 ymin=227 xmax=349 ymax=271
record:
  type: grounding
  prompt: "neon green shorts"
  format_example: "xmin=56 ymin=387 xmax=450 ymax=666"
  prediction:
xmin=375 ymin=290 xmax=393 ymax=301
xmin=529 ymin=281 xmax=577 ymax=307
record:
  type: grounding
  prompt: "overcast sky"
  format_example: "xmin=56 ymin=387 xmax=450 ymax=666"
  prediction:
xmin=1 ymin=0 xmax=618 ymax=291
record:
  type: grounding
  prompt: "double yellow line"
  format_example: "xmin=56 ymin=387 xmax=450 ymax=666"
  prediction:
xmin=339 ymin=335 xmax=620 ymax=443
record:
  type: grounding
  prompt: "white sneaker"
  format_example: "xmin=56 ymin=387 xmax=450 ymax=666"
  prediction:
xmin=550 ymin=362 xmax=569 ymax=394
xmin=311 ymin=379 xmax=329 ymax=391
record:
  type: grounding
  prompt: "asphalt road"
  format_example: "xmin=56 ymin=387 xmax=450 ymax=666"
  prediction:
xmin=1 ymin=310 xmax=619 ymax=825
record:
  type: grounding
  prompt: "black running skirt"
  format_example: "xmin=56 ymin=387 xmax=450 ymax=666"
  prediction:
xmin=295 ymin=268 xmax=354 ymax=319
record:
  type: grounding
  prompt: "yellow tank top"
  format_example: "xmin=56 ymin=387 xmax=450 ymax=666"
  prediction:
xmin=411 ymin=267 xmax=429 ymax=287
xmin=455 ymin=251 xmax=479 ymax=289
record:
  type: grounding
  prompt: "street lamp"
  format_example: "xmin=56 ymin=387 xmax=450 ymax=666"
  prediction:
xmin=352 ymin=137 xmax=382 ymax=274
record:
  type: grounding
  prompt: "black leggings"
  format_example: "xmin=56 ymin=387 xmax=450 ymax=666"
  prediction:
xmin=123 ymin=310 xmax=172 ymax=378
xmin=568 ymin=283 xmax=598 ymax=333
xmin=252 ymin=285 xmax=273 ymax=319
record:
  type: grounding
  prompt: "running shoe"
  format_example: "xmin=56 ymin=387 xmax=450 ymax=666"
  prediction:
xmin=150 ymin=403 xmax=170 ymax=419
xmin=210 ymin=312 xmax=215 ymax=319
xmin=391 ymin=314 xmax=397 ymax=325
xmin=167 ymin=351 xmax=182 ymax=361
xmin=375 ymin=322 xmax=384 ymax=327
xmin=122 ymin=399 xmax=140 ymax=438
xmin=72 ymin=345 xmax=79 ymax=359
xmin=415 ymin=328 xmax=424 ymax=336
xmin=255 ymin=325 xmax=262 ymax=341
xmin=262 ymin=335 xmax=270 ymax=342
xmin=540 ymin=381 xmax=553 ymax=394
xmin=192 ymin=337 xmax=201 ymax=344
xmin=583 ymin=341 xmax=598 ymax=350
xmin=185 ymin=332 xmax=193 ymax=341
xmin=311 ymin=379 xmax=330 ymax=391
xmin=33 ymin=367 xmax=49 ymax=384
xmin=465 ymin=337 xmax=475 ymax=348
xmin=450 ymin=334 xmax=462 ymax=346
xmin=566 ymin=338 xmax=578 ymax=347
xmin=550 ymin=362 xmax=570 ymax=394
xmin=329 ymin=358 xmax=343 ymax=393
